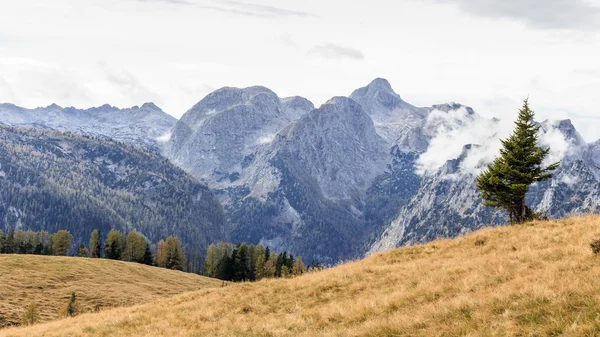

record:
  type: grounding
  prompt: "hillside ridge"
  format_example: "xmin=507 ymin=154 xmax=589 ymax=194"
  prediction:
xmin=5 ymin=215 xmax=600 ymax=336
xmin=0 ymin=254 xmax=221 ymax=329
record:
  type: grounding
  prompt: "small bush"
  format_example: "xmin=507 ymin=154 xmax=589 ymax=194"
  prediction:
xmin=58 ymin=292 xmax=79 ymax=318
xmin=591 ymin=240 xmax=600 ymax=255
xmin=21 ymin=302 xmax=39 ymax=326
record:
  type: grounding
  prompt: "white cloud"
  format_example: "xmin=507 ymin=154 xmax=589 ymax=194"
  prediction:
xmin=0 ymin=0 xmax=599 ymax=142
xmin=560 ymin=174 xmax=580 ymax=186
xmin=417 ymin=106 xmax=575 ymax=178
xmin=430 ymin=0 xmax=600 ymax=31
xmin=137 ymin=0 xmax=314 ymax=17
xmin=538 ymin=121 xmax=572 ymax=166
xmin=308 ymin=43 xmax=365 ymax=61
xmin=0 ymin=74 xmax=16 ymax=103
xmin=0 ymin=57 xmax=92 ymax=107
xmin=416 ymin=106 xmax=513 ymax=175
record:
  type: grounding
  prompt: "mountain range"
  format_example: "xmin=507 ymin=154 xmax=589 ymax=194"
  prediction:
xmin=1 ymin=78 xmax=599 ymax=262
xmin=0 ymin=125 xmax=227 ymax=260
xmin=0 ymin=102 xmax=175 ymax=151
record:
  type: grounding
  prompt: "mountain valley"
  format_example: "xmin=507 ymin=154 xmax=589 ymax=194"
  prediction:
xmin=2 ymin=78 xmax=600 ymax=262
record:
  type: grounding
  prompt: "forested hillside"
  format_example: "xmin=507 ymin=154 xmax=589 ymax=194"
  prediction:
xmin=0 ymin=126 xmax=228 ymax=258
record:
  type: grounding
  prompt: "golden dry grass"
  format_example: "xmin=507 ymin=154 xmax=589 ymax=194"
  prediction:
xmin=6 ymin=215 xmax=600 ymax=336
xmin=0 ymin=255 xmax=221 ymax=328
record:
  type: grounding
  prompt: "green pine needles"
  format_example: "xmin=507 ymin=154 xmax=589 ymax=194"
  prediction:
xmin=476 ymin=99 xmax=560 ymax=224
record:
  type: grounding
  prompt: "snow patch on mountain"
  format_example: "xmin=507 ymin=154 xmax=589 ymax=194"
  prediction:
xmin=157 ymin=132 xmax=172 ymax=143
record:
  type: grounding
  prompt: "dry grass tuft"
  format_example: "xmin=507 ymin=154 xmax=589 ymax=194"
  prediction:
xmin=0 ymin=255 xmax=220 ymax=328
xmin=5 ymin=215 xmax=600 ymax=336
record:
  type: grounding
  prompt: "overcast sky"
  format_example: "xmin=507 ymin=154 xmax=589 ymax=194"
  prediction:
xmin=1 ymin=0 xmax=600 ymax=141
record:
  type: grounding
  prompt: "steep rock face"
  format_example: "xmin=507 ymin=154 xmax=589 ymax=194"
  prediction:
xmin=273 ymin=97 xmax=388 ymax=200
xmin=177 ymin=95 xmax=392 ymax=261
xmin=163 ymin=78 xmax=600 ymax=261
xmin=281 ymin=96 xmax=315 ymax=121
xmin=237 ymin=98 xmax=389 ymax=260
xmin=350 ymin=78 xmax=428 ymax=150
xmin=371 ymin=145 xmax=505 ymax=252
xmin=167 ymin=86 xmax=313 ymax=187
xmin=0 ymin=125 xmax=228 ymax=257
xmin=370 ymin=117 xmax=600 ymax=253
xmin=0 ymin=103 xmax=176 ymax=151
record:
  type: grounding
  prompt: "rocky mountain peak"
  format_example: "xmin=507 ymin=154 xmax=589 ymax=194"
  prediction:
xmin=140 ymin=102 xmax=161 ymax=111
xmin=350 ymin=78 xmax=405 ymax=111
xmin=0 ymin=102 xmax=175 ymax=151
xmin=281 ymin=96 xmax=314 ymax=111
xmin=180 ymin=86 xmax=282 ymax=128
xmin=87 ymin=104 xmax=117 ymax=113
xmin=363 ymin=77 xmax=395 ymax=94
xmin=281 ymin=96 xmax=314 ymax=121
xmin=316 ymin=96 xmax=380 ymax=131
xmin=46 ymin=103 xmax=63 ymax=110
xmin=541 ymin=119 xmax=587 ymax=151
xmin=431 ymin=102 xmax=476 ymax=116
xmin=273 ymin=95 xmax=389 ymax=201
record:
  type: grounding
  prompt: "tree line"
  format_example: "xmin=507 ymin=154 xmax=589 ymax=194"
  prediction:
xmin=0 ymin=125 xmax=227 ymax=270
xmin=0 ymin=228 xmax=186 ymax=271
xmin=203 ymin=242 xmax=320 ymax=282
xmin=0 ymin=228 xmax=318 ymax=282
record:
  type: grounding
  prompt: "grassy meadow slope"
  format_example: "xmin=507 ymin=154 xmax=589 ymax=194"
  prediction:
xmin=6 ymin=216 xmax=600 ymax=336
xmin=0 ymin=255 xmax=221 ymax=328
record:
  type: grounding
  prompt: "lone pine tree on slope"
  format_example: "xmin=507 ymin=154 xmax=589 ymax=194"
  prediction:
xmin=476 ymin=99 xmax=560 ymax=224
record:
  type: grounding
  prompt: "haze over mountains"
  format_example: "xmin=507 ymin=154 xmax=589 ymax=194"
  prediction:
xmin=1 ymin=78 xmax=599 ymax=262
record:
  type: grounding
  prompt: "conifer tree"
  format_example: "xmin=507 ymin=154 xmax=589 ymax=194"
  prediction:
xmin=123 ymin=231 xmax=148 ymax=263
xmin=217 ymin=248 xmax=235 ymax=281
xmin=164 ymin=236 xmax=185 ymax=270
xmin=89 ymin=230 xmax=102 ymax=258
xmin=5 ymin=229 xmax=15 ymax=254
xmin=264 ymin=251 xmax=277 ymax=278
xmin=155 ymin=240 xmax=167 ymax=267
xmin=44 ymin=234 xmax=54 ymax=256
xmin=292 ymin=256 xmax=305 ymax=276
xmin=77 ymin=244 xmax=89 ymax=258
xmin=255 ymin=252 xmax=266 ymax=280
xmin=143 ymin=243 xmax=153 ymax=266
xmin=264 ymin=246 xmax=270 ymax=261
xmin=51 ymin=230 xmax=73 ymax=256
xmin=14 ymin=230 xmax=27 ymax=254
xmin=203 ymin=244 xmax=219 ymax=277
xmin=104 ymin=229 xmax=126 ymax=260
xmin=233 ymin=244 xmax=250 ymax=282
xmin=38 ymin=231 xmax=50 ymax=255
xmin=32 ymin=233 xmax=43 ymax=255
xmin=64 ymin=292 xmax=78 ymax=317
xmin=476 ymin=99 xmax=560 ymax=224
